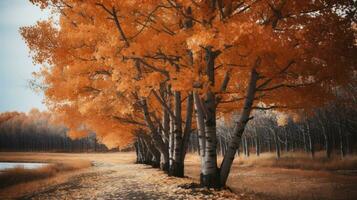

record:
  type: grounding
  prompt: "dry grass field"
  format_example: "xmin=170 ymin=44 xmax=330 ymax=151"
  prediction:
xmin=0 ymin=161 xmax=91 ymax=188
xmin=185 ymin=152 xmax=357 ymax=200
xmin=0 ymin=152 xmax=356 ymax=199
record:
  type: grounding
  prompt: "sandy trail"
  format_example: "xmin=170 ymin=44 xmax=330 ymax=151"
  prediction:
xmin=24 ymin=162 xmax=175 ymax=200
xmin=1 ymin=152 xmax=356 ymax=200
xmin=20 ymin=160 xmax=242 ymax=200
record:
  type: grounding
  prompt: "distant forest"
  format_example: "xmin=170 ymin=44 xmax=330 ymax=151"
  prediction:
xmin=139 ymin=101 xmax=357 ymax=165
xmin=1 ymin=102 xmax=356 ymax=157
xmin=0 ymin=109 xmax=108 ymax=152
xmin=218 ymin=102 xmax=357 ymax=159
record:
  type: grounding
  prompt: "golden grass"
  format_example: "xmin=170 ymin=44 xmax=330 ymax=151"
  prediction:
xmin=0 ymin=161 xmax=92 ymax=188
xmin=185 ymin=151 xmax=357 ymax=171
xmin=231 ymin=152 xmax=357 ymax=171
xmin=0 ymin=152 xmax=134 ymax=164
xmin=184 ymin=152 xmax=357 ymax=200
xmin=0 ymin=152 xmax=131 ymax=199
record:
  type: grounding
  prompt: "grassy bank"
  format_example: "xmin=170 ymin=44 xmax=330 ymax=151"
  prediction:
xmin=184 ymin=152 xmax=357 ymax=200
xmin=231 ymin=152 xmax=357 ymax=171
xmin=0 ymin=161 xmax=92 ymax=188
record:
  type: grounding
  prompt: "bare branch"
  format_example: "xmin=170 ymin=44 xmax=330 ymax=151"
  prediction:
xmin=252 ymin=105 xmax=287 ymax=110
xmin=95 ymin=3 xmax=130 ymax=47
xmin=152 ymin=90 xmax=176 ymax=119
xmin=257 ymin=82 xmax=314 ymax=92
xmin=112 ymin=116 xmax=147 ymax=127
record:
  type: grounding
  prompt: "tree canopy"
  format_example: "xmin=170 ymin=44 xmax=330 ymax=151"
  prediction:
xmin=22 ymin=0 xmax=356 ymax=187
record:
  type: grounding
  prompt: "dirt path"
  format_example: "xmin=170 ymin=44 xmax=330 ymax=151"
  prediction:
xmin=24 ymin=162 xmax=175 ymax=200
xmin=2 ymin=152 xmax=356 ymax=200
xmin=20 ymin=161 xmax=243 ymax=200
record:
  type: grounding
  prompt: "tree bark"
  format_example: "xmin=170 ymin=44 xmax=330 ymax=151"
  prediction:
xmin=201 ymin=91 xmax=219 ymax=187
xmin=193 ymin=92 xmax=206 ymax=159
xmin=338 ymin=121 xmax=346 ymax=159
xmin=256 ymin=135 xmax=260 ymax=156
xmin=161 ymin=103 xmax=170 ymax=172
xmin=242 ymin=137 xmax=246 ymax=156
xmin=170 ymin=91 xmax=184 ymax=177
xmin=284 ymin=129 xmax=289 ymax=152
xmin=181 ymin=93 xmax=194 ymax=162
xmin=255 ymin=128 xmax=260 ymax=156
xmin=272 ymin=129 xmax=281 ymax=159
xmin=194 ymin=91 xmax=206 ymax=172
xmin=141 ymin=99 xmax=170 ymax=170
xmin=306 ymin=121 xmax=315 ymax=159
xmin=141 ymin=134 xmax=161 ymax=168
xmin=219 ymin=66 xmax=260 ymax=186
xmin=245 ymin=137 xmax=250 ymax=157
xmin=198 ymin=46 xmax=222 ymax=188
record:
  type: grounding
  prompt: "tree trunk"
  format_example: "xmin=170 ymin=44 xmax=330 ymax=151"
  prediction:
xmin=161 ymin=99 xmax=170 ymax=172
xmin=236 ymin=143 xmax=240 ymax=156
xmin=245 ymin=137 xmax=250 ymax=157
xmin=181 ymin=92 xmax=194 ymax=163
xmin=146 ymin=140 xmax=161 ymax=168
xmin=284 ymin=129 xmax=288 ymax=152
xmin=318 ymin=116 xmax=331 ymax=158
xmin=338 ymin=122 xmax=346 ymax=159
xmin=198 ymin=46 xmax=221 ymax=188
xmin=242 ymin=137 xmax=246 ymax=156
xmin=141 ymin=99 xmax=170 ymax=169
xmin=201 ymin=91 xmax=219 ymax=187
xmin=219 ymin=65 xmax=260 ymax=186
xmin=137 ymin=137 xmax=153 ymax=164
xmin=138 ymin=132 xmax=161 ymax=167
xmin=273 ymin=129 xmax=281 ymax=159
xmin=194 ymin=92 xmax=206 ymax=173
xmin=169 ymin=111 xmax=174 ymax=171
xmin=323 ymin=132 xmax=331 ymax=158
xmin=268 ymin=137 xmax=272 ymax=152
xmin=134 ymin=140 xmax=141 ymax=163
xmin=302 ymin=130 xmax=308 ymax=152
xmin=304 ymin=120 xmax=314 ymax=159
xmin=255 ymin=130 xmax=260 ymax=156
xmin=170 ymin=91 xmax=184 ymax=177
xmin=346 ymin=133 xmax=351 ymax=155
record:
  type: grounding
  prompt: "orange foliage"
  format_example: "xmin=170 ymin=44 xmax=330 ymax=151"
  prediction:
xmin=21 ymin=0 xmax=356 ymax=148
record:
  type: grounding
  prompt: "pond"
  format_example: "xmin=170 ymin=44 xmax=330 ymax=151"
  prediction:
xmin=0 ymin=162 xmax=48 ymax=171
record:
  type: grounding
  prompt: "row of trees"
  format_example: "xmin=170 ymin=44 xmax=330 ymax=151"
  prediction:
xmin=214 ymin=102 xmax=357 ymax=159
xmin=0 ymin=109 xmax=108 ymax=152
xmin=23 ymin=0 xmax=356 ymax=188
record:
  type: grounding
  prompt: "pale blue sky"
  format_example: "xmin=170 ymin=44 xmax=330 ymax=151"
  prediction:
xmin=0 ymin=0 xmax=50 ymax=112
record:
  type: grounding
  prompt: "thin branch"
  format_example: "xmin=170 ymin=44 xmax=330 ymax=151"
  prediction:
xmin=152 ymin=90 xmax=175 ymax=119
xmin=95 ymin=3 xmax=130 ymax=47
xmin=128 ymin=57 xmax=170 ymax=78
xmin=252 ymin=105 xmax=287 ymax=110
xmin=130 ymin=4 xmax=173 ymax=39
xmin=257 ymin=60 xmax=296 ymax=90
xmin=257 ymin=82 xmax=314 ymax=92
xmin=112 ymin=116 xmax=147 ymax=127
xmin=219 ymin=97 xmax=245 ymax=104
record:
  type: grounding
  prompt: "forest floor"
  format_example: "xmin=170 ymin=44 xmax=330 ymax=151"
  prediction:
xmin=0 ymin=152 xmax=356 ymax=200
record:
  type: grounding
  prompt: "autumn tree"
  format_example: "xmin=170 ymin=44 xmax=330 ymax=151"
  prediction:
xmin=23 ymin=0 xmax=356 ymax=188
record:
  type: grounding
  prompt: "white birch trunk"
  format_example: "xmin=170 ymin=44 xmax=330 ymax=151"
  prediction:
xmin=169 ymin=91 xmax=184 ymax=177
xmin=194 ymin=92 xmax=206 ymax=171
xmin=220 ymin=67 xmax=259 ymax=186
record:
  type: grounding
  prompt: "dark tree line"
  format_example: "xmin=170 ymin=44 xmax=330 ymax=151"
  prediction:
xmin=0 ymin=109 xmax=108 ymax=152
xmin=212 ymin=102 xmax=357 ymax=159
xmin=135 ymin=100 xmax=357 ymax=167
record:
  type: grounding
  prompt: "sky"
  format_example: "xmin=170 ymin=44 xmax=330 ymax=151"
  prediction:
xmin=0 ymin=0 xmax=50 ymax=113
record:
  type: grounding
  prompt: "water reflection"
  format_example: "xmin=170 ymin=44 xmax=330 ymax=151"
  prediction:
xmin=0 ymin=162 xmax=48 ymax=171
